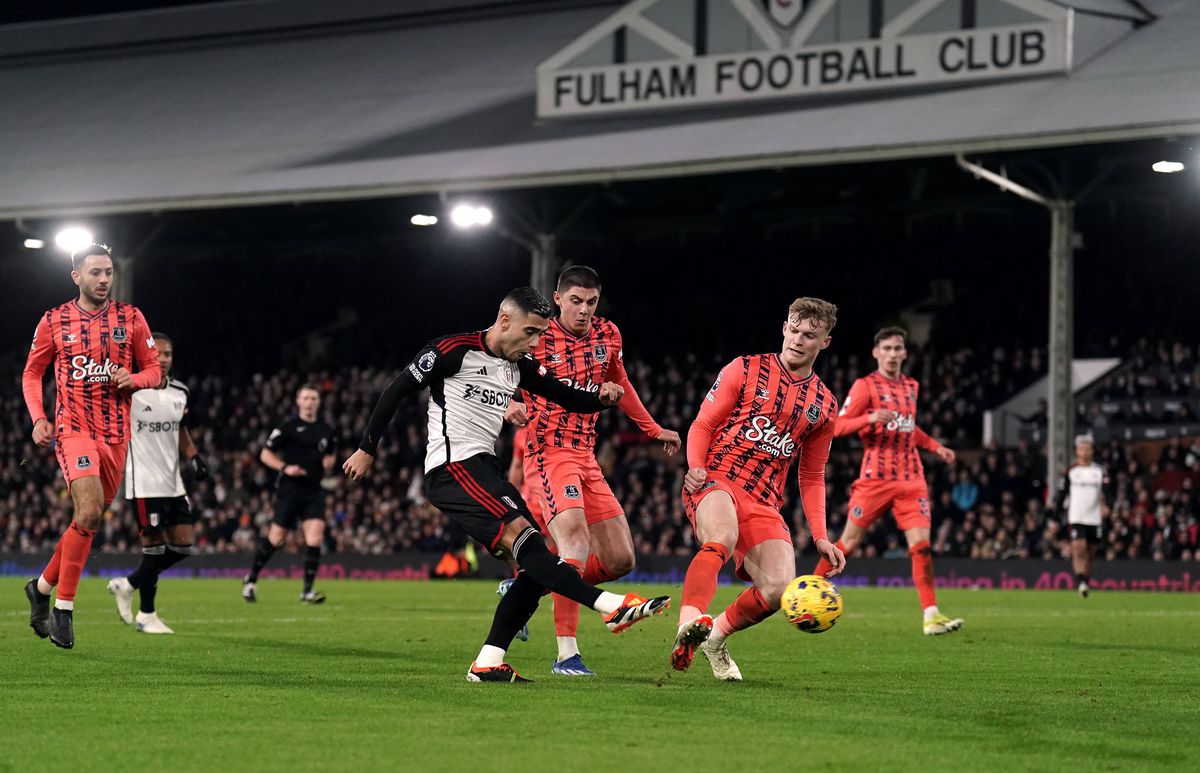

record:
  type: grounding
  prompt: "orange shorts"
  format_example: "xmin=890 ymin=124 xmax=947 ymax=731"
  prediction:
xmin=529 ymin=446 xmax=623 ymax=529
xmin=682 ymin=476 xmax=791 ymax=582
xmin=847 ymin=479 xmax=931 ymax=532
xmin=55 ymin=434 xmax=127 ymax=506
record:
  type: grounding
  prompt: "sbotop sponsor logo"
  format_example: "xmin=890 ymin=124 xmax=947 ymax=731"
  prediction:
xmin=70 ymin=355 xmax=117 ymax=383
xmin=742 ymin=414 xmax=795 ymax=458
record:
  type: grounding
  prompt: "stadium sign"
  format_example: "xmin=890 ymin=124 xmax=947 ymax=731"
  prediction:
xmin=537 ymin=0 xmax=1073 ymax=118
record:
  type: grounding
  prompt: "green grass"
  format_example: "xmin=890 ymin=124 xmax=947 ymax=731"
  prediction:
xmin=1 ymin=579 xmax=1197 ymax=772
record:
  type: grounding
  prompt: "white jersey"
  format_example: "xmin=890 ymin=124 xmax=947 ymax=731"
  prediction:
xmin=1060 ymin=463 xmax=1108 ymax=526
xmin=125 ymin=379 xmax=189 ymax=498
xmin=358 ymin=331 xmax=608 ymax=474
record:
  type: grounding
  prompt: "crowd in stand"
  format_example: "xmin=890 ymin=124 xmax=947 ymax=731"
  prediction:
xmin=2 ymin=341 xmax=1196 ymax=564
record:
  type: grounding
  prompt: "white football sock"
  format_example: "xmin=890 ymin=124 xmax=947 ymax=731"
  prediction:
xmin=54 ymin=599 xmax=74 ymax=611
xmin=37 ymin=576 xmax=54 ymax=595
xmin=475 ymin=644 xmax=506 ymax=668
xmin=556 ymin=636 xmax=580 ymax=662
xmin=923 ymin=605 xmax=939 ymax=622
xmin=592 ymin=591 xmax=624 ymax=616
xmin=709 ymin=613 xmax=731 ymax=643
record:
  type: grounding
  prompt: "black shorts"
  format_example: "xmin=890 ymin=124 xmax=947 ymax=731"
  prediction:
xmin=425 ymin=453 xmax=534 ymax=555
xmin=130 ymin=496 xmax=193 ymax=537
xmin=273 ymin=486 xmax=325 ymax=529
xmin=1069 ymin=524 xmax=1103 ymax=544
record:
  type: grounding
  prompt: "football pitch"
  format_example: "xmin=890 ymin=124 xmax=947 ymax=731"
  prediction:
xmin=1 ymin=579 xmax=1196 ymax=772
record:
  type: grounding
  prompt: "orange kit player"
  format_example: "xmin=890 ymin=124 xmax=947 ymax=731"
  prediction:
xmin=22 ymin=244 xmax=161 ymax=649
xmin=813 ymin=326 xmax=963 ymax=636
xmin=672 ymin=297 xmax=845 ymax=681
xmin=506 ymin=265 xmax=681 ymax=677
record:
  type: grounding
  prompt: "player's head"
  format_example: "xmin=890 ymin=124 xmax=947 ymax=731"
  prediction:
xmin=70 ymin=244 xmax=114 ymax=306
xmin=296 ymin=384 xmax=321 ymax=420
xmin=494 ymin=287 xmax=554 ymax=361
xmin=554 ymin=265 xmax=601 ymax=336
xmin=1075 ymin=434 xmax=1095 ymax=464
xmin=780 ymin=297 xmax=836 ymax=371
xmin=872 ymin=326 xmax=908 ymax=377
xmin=152 ymin=332 xmax=173 ymax=383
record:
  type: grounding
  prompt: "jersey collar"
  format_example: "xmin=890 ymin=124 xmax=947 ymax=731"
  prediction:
xmin=775 ymin=353 xmax=816 ymax=385
xmin=552 ymin=316 xmax=592 ymax=341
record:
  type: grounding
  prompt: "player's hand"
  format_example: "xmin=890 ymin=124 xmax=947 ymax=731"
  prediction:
xmin=282 ymin=464 xmax=307 ymax=477
xmin=598 ymin=382 xmax=625 ymax=406
xmin=342 ymin=450 xmax=374 ymax=481
xmin=815 ymin=538 xmax=846 ymax=577
xmin=505 ymin=401 xmax=528 ymax=427
xmin=32 ymin=418 xmax=54 ymax=447
xmin=188 ymin=455 xmax=210 ymax=481
xmin=868 ymin=409 xmax=897 ymax=424
xmin=656 ymin=428 xmax=682 ymax=456
xmin=113 ymin=367 xmax=134 ymax=391
xmin=683 ymin=466 xmax=708 ymax=494
xmin=936 ymin=446 xmax=956 ymax=464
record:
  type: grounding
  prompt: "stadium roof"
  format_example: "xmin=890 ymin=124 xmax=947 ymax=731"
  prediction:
xmin=1 ymin=0 xmax=1197 ymax=218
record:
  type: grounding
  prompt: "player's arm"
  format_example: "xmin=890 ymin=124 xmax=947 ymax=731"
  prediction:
xmin=1051 ymin=469 xmax=1071 ymax=523
xmin=606 ymin=329 xmax=679 ymax=454
xmin=833 ymin=379 xmax=889 ymax=437
xmin=517 ymin=356 xmax=618 ymax=413
xmin=261 ymin=426 xmax=305 ymax=478
xmin=345 ymin=341 xmax=457 ymax=480
xmin=914 ymin=425 xmax=955 ymax=464
xmin=683 ymin=360 xmax=743 ymax=493
xmin=180 ymin=425 xmax=210 ymax=481
xmin=796 ymin=417 xmax=844 ymax=575
xmin=1101 ymin=467 xmax=1113 ymax=517
xmin=114 ymin=310 xmax=162 ymax=391
xmin=22 ymin=314 xmax=56 ymax=446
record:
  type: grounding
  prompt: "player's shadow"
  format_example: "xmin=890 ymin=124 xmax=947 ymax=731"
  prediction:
xmin=196 ymin=632 xmax=402 ymax=661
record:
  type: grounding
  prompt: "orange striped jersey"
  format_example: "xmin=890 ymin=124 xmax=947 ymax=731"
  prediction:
xmin=835 ymin=372 xmax=941 ymax=482
xmin=687 ymin=354 xmax=837 ymax=511
xmin=22 ymin=300 xmax=159 ymax=443
xmin=526 ymin=316 xmax=660 ymax=452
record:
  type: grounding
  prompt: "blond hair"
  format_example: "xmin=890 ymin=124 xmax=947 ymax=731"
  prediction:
xmin=787 ymin=297 xmax=837 ymax=334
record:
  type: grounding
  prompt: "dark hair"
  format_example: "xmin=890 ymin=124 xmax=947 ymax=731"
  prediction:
xmin=504 ymin=287 xmax=554 ymax=318
xmin=71 ymin=243 xmax=112 ymax=271
xmin=151 ymin=331 xmax=172 ymax=346
xmin=874 ymin=326 xmax=908 ymax=345
xmin=297 ymin=383 xmax=321 ymax=396
xmin=556 ymin=265 xmax=602 ymax=293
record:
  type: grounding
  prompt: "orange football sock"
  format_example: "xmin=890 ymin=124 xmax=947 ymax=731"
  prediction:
xmin=716 ymin=586 xmax=775 ymax=637
xmin=55 ymin=522 xmax=95 ymax=603
xmin=909 ymin=540 xmax=937 ymax=609
xmin=42 ymin=535 xmax=65 ymax=587
xmin=680 ymin=542 xmax=729 ymax=615
xmin=553 ymin=558 xmax=585 ymax=637
xmin=813 ymin=540 xmax=846 ymax=577
xmin=582 ymin=554 xmax=617 ymax=584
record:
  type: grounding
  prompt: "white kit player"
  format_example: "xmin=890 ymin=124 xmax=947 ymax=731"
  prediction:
xmin=1054 ymin=435 xmax=1110 ymax=598
xmin=107 ymin=333 xmax=208 ymax=633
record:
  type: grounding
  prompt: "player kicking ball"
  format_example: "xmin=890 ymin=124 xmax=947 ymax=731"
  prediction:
xmin=813 ymin=327 xmax=963 ymax=635
xmin=344 ymin=288 xmax=670 ymax=683
xmin=673 ymin=298 xmax=845 ymax=681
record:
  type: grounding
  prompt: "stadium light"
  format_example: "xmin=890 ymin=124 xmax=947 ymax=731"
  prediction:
xmin=449 ymin=203 xmax=493 ymax=229
xmin=54 ymin=226 xmax=94 ymax=253
xmin=410 ymin=214 xmax=439 ymax=226
xmin=23 ymin=238 xmax=45 ymax=249
xmin=1152 ymin=160 xmax=1185 ymax=174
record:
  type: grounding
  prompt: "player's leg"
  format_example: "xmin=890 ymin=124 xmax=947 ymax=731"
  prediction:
xmin=673 ymin=488 xmax=738 ymax=671
xmin=703 ymin=536 xmax=794 ymax=681
xmin=299 ymin=503 xmax=326 ymax=603
xmin=1071 ymin=533 xmax=1091 ymax=597
xmin=109 ymin=507 xmax=165 ymax=625
xmin=46 ymin=474 xmax=104 ymax=648
xmin=903 ymin=521 xmax=962 ymax=634
xmin=545 ymin=506 xmax=592 ymax=671
xmin=244 ymin=495 xmax=293 ymax=600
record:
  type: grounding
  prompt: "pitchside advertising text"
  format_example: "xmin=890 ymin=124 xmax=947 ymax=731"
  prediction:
xmin=539 ymin=21 xmax=1069 ymax=117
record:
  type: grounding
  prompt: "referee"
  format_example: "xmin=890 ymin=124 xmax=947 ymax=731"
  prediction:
xmin=1054 ymin=435 xmax=1111 ymax=598
xmin=243 ymin=384 xmax=335 ymax=604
